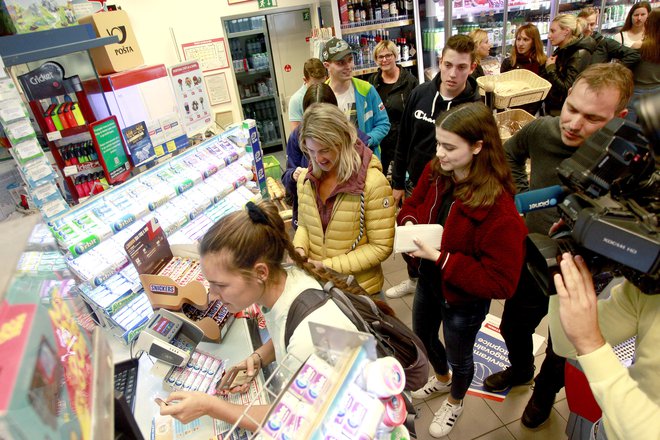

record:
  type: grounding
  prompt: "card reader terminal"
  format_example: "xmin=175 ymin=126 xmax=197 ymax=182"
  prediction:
xmin=134 ymin=309 xmax=204 ymax=367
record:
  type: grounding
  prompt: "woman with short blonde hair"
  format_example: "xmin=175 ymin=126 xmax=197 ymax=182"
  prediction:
xmin=543 ymin=13 xmax=595 ymax=115
xmin=468 ymin=28 xmax=492 ymax=78
xmin=368 ymin=40 xmax=418 ymax=174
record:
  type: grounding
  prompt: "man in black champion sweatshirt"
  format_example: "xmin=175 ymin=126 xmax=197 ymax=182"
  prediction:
xmin=385 ymin=34 xmax=481 ymax=300
xmin=391 ymin=34 xmax=481 ymax=207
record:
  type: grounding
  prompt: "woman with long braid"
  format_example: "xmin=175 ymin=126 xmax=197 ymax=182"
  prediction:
xmin=159 ymin=200 xmax=360 ymax=430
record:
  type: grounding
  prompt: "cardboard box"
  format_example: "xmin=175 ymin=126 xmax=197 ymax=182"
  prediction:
xmin=0 ymin=0 xmax=77 ymax=35
xmin=124 ymin=218 xmax=233 ymax=342
xmin=77 ymin=10 xmax=144 ymax=74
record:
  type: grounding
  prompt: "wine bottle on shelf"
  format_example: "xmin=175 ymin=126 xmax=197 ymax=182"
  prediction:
xmin=380 ymin=0 xmax=389 ymax=19
xmin=401 ymin=38 xmax=409 ymax=61
xmin=404 ymin=0 xmax=413 ymax=16
xmin=348 ymin=0 xmax=355 ymax=23
xmin=360 ymin=0 xmax=366 ymax=23
xmin=389 ymin=0 xmax=398 ymax=18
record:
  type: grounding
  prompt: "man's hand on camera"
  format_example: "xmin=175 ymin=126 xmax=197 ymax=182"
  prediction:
xmin=553 ymin=253 xmax=606 ymax=356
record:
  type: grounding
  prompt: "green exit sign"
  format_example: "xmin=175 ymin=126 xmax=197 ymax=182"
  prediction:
xmin=258 ymin=0 xmax=276 ymax=8
xmin=302 ymin=10 xmax=310 ymax=20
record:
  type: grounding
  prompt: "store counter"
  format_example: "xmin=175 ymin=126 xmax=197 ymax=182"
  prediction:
xmin=110 ymin=317 xmax=262 ymax=437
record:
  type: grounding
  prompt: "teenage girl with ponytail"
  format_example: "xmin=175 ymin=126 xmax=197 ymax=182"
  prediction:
xmin=159 ymin=200 xmax=361 ymax=430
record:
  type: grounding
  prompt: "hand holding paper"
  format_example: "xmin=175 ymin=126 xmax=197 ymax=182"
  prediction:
xmin=394 ymin=224 xmax=443 ymax=254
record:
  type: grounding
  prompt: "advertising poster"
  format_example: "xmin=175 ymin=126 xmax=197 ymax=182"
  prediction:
xmin=90 ymin=116 xmax=132 ymax=184
xmin=181 ymin=38 xmax=230 ymax=72
xmin=169 ymin=61 xmax=213 ymax=136
xmin=467 ymin=314 xmax=545 ymax=402
xmin=122 ymin=121 xmax=154 ymax=166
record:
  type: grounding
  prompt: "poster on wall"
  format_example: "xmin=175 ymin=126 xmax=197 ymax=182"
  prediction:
xmin=169 ymin=61 xmax=213 ymax=136
xmin=204 ymin=72 xmax=231 ymax=105
xmin=181 ymin=38 xmax=230 ymax=73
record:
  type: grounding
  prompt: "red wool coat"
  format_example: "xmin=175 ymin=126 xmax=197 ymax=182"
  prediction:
xmin=398 ymin=162 xmax=528 ymax=305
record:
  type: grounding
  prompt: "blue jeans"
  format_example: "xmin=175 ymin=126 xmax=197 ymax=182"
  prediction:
xmin=412 ymin=274 xmax=490 ymax=400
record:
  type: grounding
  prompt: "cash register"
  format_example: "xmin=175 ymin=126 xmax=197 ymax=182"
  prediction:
xmin=134 ymin=309 xmax=204 ymax=367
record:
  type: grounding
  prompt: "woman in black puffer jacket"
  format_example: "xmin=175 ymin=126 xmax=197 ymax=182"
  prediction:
xmin=543 ymin=14 xmax=595 ymax=116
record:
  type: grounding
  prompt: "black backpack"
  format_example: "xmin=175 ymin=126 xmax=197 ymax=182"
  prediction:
xmin=283 ymin=280 xmax=430 ymax=392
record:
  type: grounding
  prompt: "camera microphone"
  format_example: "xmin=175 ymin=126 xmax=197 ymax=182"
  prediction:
xmin=514 ymin=185 xmax=568 ymax=214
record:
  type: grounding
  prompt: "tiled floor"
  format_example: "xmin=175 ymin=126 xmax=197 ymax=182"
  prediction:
xmin=380 ymin=253 xmax=569 ymax=440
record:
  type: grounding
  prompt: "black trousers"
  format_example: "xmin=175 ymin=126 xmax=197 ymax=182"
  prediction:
xmin=500 ymin=264 xmax=566 ymax=394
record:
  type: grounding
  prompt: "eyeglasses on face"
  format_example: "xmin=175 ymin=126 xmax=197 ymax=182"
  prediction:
xmin=377 ymin=53 xmax=394 ymax=61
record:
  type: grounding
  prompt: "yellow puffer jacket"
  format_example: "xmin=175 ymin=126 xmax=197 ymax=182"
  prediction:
xmin=293 ymin=154 xmax=395 ymax=294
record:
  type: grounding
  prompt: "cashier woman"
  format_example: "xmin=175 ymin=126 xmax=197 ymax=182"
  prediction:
xmin=159 ymin=200 xmax=358 ymax=430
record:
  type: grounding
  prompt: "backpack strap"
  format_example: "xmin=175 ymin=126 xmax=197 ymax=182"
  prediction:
xmin=283 ymin=288 xmax=331 ymax=348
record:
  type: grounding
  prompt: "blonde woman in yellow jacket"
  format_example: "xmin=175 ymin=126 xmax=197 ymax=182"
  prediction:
xmin=293 ymin=103 xmax=395 ymax=294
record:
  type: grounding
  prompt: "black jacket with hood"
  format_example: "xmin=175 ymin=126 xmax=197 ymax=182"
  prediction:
xmin=543 ymin=35 xmax=595 ymax=115
xmin=590 ymin=31 xmax=641 ymax=69
xmin=368 ymin=66 xmax=419 ymax=169
xmin=392 ymin=73 xmax=481 ymax=190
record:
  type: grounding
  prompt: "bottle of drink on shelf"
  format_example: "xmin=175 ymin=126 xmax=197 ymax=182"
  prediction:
xmin=348 ymin=0 xmax=355 ymax=23
xmin=374 ymin=0 xmax=382 ymax=20
xmin=360 ymin=0 xmax=367 ymax=22
xmin=381 ymin=0 xmax=389 ymax=19
xmin=404 ymin=0 xmax=413 ymax=16
xmin=401 ymin=37 xmax=409 ymax=61
xmin=389 ymin=0 xmax=397 ymax=18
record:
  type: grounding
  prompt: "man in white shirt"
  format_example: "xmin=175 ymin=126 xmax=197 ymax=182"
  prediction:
xmin=288 ymin=58 xmax=327 ymax=131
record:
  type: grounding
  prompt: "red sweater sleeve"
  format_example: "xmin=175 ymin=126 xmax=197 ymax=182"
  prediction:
xmin=397 ymin=162 xmax=434 ymax=226
xmin=440 ymin=200 xmax=527 ymax=300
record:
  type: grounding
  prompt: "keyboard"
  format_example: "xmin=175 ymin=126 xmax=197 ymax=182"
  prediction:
xmin=114 ymin=359 xmax=139 ymax=412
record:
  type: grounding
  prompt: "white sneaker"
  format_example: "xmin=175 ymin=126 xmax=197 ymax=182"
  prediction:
xmin=429 ymin=399 xmax=464 ymax=438
xmin=385 ymin=278 xmax=417 ymax=299
xmin=411 ymin=375 xmax=452 ymax=400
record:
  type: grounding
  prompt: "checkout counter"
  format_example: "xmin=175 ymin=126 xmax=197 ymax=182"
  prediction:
xmin=0 ymin=215 xmax=269 ymax=440
xmin=113 ymin=315 xmax=266 ymax=438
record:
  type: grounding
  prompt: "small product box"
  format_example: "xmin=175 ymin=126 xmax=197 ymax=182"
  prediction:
xmin=77 ymin=10 xmax=144 ymax=74
xmin=124 ymin=217 xmax=233 ymax=341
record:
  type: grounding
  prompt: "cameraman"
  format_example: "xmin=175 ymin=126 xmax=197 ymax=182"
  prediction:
xmin=483 ymin=63 xmax=634 ymax=428
xmin=550 ymin=253 xmax=660 ymax=439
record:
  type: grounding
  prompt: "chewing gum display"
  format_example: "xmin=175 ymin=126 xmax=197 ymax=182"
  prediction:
xmin=323 ymin=383 xmax=385 ymax=439
xmin=288 ymin=354 xmax=334 ymax=404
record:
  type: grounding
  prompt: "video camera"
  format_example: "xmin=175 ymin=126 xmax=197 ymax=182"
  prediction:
xmin=527 ymin=92 xmax=660 ymax=296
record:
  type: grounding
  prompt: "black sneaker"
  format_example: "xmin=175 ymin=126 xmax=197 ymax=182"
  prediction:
xmin=521 ymin=386 xmax=556 ymax=429
xmin=483 ymin=367 xmax=534 ymax=393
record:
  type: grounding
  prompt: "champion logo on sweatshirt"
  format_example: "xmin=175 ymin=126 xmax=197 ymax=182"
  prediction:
xmin=414 ymin=109 xmax=434 ymax=124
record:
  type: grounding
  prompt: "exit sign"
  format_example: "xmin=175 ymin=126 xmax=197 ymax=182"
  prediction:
xmin=302 ymin=10 xmax=310 ymax=20
xmin=259 ymin=0 xmax=276 ymax=8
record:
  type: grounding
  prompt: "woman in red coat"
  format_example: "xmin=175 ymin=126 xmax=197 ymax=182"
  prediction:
xmin=400 ymin=102 xmax=527 ymax=438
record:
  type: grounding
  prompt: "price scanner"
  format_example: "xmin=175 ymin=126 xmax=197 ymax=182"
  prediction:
xmin=134 ymin=309 xmax=204 ymax=367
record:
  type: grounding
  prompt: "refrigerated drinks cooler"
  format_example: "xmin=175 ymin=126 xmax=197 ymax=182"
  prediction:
xmin=222 ymin=15 xmax=285 ymax=153
xmin=417 ymin=0 xmax=646 ymax=80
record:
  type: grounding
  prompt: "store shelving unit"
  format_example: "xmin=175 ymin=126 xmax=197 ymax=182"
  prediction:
xmin=331 ymin=3 xmax=424 ymax=82
xmin=0 ymin=25 xmax=119 ymax=204
xmin=45 ymin=122 xmax=266 ymax=343
xmin=223 ymin=16 xmax=285 ymax=153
